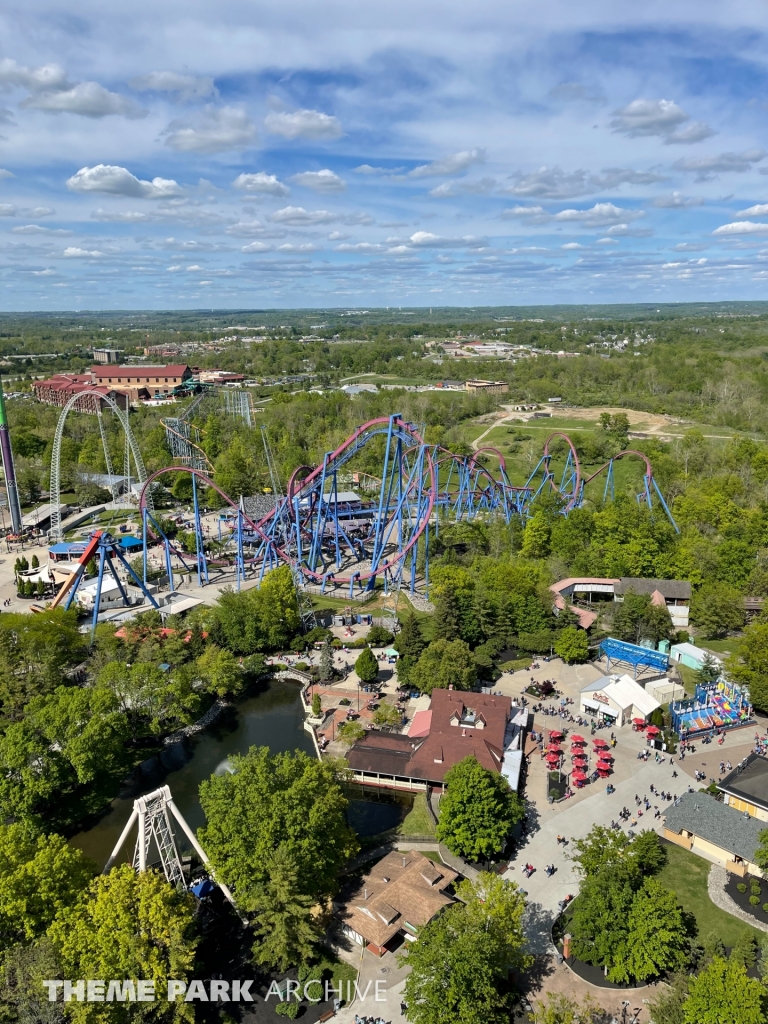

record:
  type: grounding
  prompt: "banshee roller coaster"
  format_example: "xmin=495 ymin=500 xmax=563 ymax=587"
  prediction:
xmin=48 ymin=405 xmax=678 ymax=606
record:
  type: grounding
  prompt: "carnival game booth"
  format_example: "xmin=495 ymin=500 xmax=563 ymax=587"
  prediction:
xmin=579 ymin=674 xmax=661 ymax=727
xmin=670 ymin=679 xmax=753 ymax=738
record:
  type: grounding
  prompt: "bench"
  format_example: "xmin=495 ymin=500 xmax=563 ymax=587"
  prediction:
xmin=318 ymin=1011 xmax=335 ymax=1022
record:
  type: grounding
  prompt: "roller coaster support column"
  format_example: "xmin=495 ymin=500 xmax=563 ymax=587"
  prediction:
xmin=191 ymin=472 xmax=209 ymax=587
xmin=236 ymin=499 xmax=245 ymax=591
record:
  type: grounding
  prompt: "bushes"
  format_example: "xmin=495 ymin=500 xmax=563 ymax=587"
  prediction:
xmin=275 ymin=1000 xmax=299 ymax=1018
xmin=749 ymin=895 xmax=761 ymax=906
xmin=737 ymin=883 xmax=747 ymax=893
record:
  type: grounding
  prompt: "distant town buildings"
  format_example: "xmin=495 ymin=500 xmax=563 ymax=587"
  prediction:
xmin=465 ymin=379 xmax=510 ymax=395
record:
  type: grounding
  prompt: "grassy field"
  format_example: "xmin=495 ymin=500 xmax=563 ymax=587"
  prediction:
xmin=656 ymin=844 xmax=762 ymax=947
xmin=398 ymin=793 xmax=437 ymax=837
xmin=701 ymin=638 xmax=743 ymax=658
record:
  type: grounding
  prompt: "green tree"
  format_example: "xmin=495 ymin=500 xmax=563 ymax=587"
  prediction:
xmin=318 ymin=639 xmax=334 ymax=681
xmin=570 ymin=825 xmax=632 ymax=878
xmin=248 ymin=845 xmax=320 ymax=971
xmin=209 ymin=567 xmax=301 ymax=655
xmin=690 ymin=582 xmax=745 ymax=639
xmin=455 ymin=873 xmax=530 ymax=972
xmin=432 ymin=585 xmax=461 ymax=641
xmin=554 ymin=626 xmax=589 ymax=663
xmin=0 ymin=824 xmax=95 ymax=949
xmin=48 ymin=864 xmax=197 ymax=1024
xmin=336 ymin=720 xmax=366 ymax=744
xmin=694 ymin=652 xmax=722 ymax=687
xmin=0 ymin=937 xmax=64 ymax=1024
xmin=620 ymin=878 xmax=689 ymax=982
xmin=311 ymin=693 xmax=322 ymax=717
xmin=195 ymin=645 xmax=243 ymax=696
xmin=394 ymin=609 xmax=426 ymax=685
xmin=410 ymin=639 xmax=477 ymax=695
xmin=568 ymin=873 xmax=634 ymax=979
xmin=198 ymin=747 xmax=358 ymax=903
xmin=372 ymin=700 xmax=403 ymax=728
xmin=531 ymin=994 xmax=602 ymax=1024
xmin=399 ymin=905 xmax=512 ymax=1024
xmin=354 ymin=646 xmax=379 ymax=685
xmin=0 ymin=610 xmax=86 ymax=721
xmin=728 ymin=619 xmax=768 ymax=713
xmin=366 ymin=625 xmax=394 ymax=646
xmin=612 ymin=591 xmax=673 ymax=646
xmin=753 ymin=828 xmax=768 ymax=872
xmin=436 ymin=756 xmax=524 ymax=860
xmin=683 ymin=956 xmax=766 ymax=1024
xmin=647 ymin=972 xmax=689 ymax=1024
xmin=521 ymin=511 xmax=551 ymax=559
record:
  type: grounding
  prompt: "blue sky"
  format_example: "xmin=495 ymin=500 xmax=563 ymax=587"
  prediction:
xmin=3 ymin=1 xmax=768 ymax=309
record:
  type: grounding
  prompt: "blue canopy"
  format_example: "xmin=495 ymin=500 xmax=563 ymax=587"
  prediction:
xmin=119 ymin=536 xmax=143 ymax=550
xmin=190 ymin=878 xmax=215 ymax=899
xmin=599 ymin=637 xmax=669 ymax=678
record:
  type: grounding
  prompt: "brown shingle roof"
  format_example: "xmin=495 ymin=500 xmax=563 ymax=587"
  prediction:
xmin=336 ymin=850 xmax=458 ymax=948
xmin=91 ymin=364 xmax=191 ymax=378
xmin=615 ymin=577 xmax=691 ymax=600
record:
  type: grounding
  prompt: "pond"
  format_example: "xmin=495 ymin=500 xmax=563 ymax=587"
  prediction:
xmin=69 ymin=678 xmax=315 ymax=869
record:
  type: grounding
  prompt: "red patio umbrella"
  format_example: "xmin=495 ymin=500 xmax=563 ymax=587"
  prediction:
xmin=572 ymin=753 xmax=588 ymax=762
xmin=646 ymin=724 xmax=660 ymax=734
xmin=632 ymin=717 xmax=646 ymax=726
xmin=593 ymin=737 xmax=608 ymax=747
xmin=571 ymin=769 xmax=588 ymax=780
xmin=549 ymin=730 xmax=564 ymax=739
xmin=597 ymin=760 xmax=612 ymax=771
xmin=570 ymin=734 xmax=586 ymax=744
xmin=545 ymin=752 xmax=561 ymax=762
xmin=547 ymin=744 xmax=563 ymax=753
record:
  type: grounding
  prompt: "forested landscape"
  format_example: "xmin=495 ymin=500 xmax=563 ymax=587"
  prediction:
xmin=5 ymin=305 xmax=768 ymax=1019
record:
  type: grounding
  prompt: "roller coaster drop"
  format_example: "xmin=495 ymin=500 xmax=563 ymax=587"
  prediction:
xmin=139 ymin=414 xmax=678 ymax=601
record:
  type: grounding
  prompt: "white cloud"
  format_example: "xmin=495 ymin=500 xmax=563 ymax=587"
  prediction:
xmin=610 ymin=99 xmax=688 ymax=137
xmin=504 ymin=166 xmax=665 ymax=200
xmin=264 ymin=109 xmax=342 ymax=140
xmin=24 ymin=83 xmax=145 ymax=119
xmin=409 ymin=149 xmax=485 ymax=178
xmin=605 ymin=223 xmax=654 ymax=237
xmin=67 ymin=165 xmax=182 ymax=199
xmin=63 ymin=247 xmax=105 ymax=257
xmin=554 ymin=202 xmax=643 ymax=226
xmin=29 ymin=268 xmax=56 ymax=275
xmin=561 ymin=242 xmax=585 ymax=249
xmin=91 ymin=209 xmax=150 ymax=222
xmin=502 ymin=204 xmax=546 ymax=218
xmin=129 ymin=71 xmax=216 ymax=100
xmin=408 ymin=231 xmax=485 ymax=247
xmin=166 ymin=265 xmax=182 ymax=271
xmin=186 ymin=264 xmax=203 ymax=271
xmin=232 ymin=172 xmax=289 ymax=196
xmin=664 ymin=121 xmax=715 ymax=145
xmin=163 ymin=106 xmax=257 ymax=153
xmin=737 ymin=204 xmax=768 ymax=217
xmin=269 ymin=206 xmax=335 ymax=225
xmin=673 ymin=242 xmax=708 ymax=251
xmin=506 ymin=166 xmax=590 ymax=199
xmin=30 ymin=206 xmax=54 ymax=216
xmin=266 ymin=206 xmax=372 ymax=226
xmin=353 ymin=164 xmax=404 ymax=175
xmin=674 ymin=150 xmax=766 ymax=180
xmin=277 ymin=242 xmax=316 ymax=252
xmin=241 ymin=241 xmax=271 ymax=252
xmin=334 ymin=242 xmax=386 ymax=252
xmin=11 ymin=224 xmax=71 ymax=235
xmin=713 ymin=221 xmax=768 ymax=235
xmin=651 ymin=192 xmax=704 ymax=208
xmin=0 ymin=169 xmax=13 ymax=179
xmin=290 ymin=169 xmax=346 ymax=193
xmin=429 ymin=183 xmax=458 ymax=197
xmin=0 ymin=204 xmax=17 ymax=216
xmin=0 ymin=59 xmax=71 ymax=93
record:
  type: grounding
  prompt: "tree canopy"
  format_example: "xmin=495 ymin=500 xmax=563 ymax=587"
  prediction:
xmin=198 ymin=747 xmax=358 ymax=903
xmin=436 ymin=756 xmax=524 ymax=861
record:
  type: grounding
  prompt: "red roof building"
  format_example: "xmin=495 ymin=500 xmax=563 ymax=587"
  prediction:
xmin=32 ymin=374 xmax=131 ymax=414
xmin=347 ymin=688 xmax=513 ymax=790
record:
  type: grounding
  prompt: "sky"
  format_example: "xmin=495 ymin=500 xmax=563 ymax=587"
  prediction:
xmin=4 ymin=2 xmax=768 ymax=309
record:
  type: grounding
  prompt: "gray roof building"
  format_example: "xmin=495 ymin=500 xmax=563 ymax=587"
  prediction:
xmin=615 ymin=578 xmax=691 ymax=601
xmin=664 ymin=791 xmax=766 ymax=863
xmin=718 ymin=754 xmax=768 ymax=816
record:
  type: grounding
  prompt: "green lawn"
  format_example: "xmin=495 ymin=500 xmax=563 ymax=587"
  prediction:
xmin=701 ymin=638 xmax=744 ymax=658
xmin=398 ymin=793 xmax=437 ymax=837
xmin=656 ymin=844 xmax=762 ymax=947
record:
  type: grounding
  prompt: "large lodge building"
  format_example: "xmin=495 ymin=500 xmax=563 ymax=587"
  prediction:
xmin=33 ymin=365 xmax=194 ymax=413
